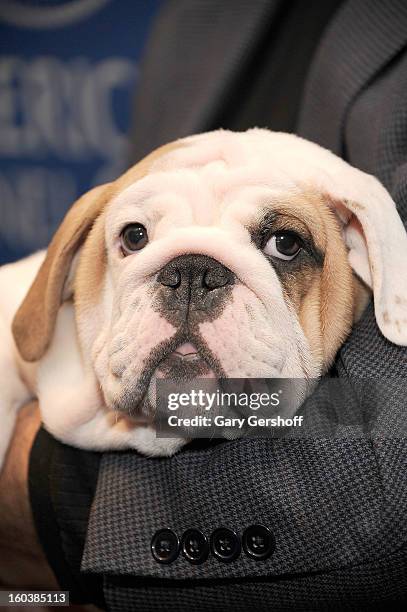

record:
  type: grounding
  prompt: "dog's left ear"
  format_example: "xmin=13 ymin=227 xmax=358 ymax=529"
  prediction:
xmin=12 ymin=183 xmax=113 ymax=362
xmin=323 ymin=171 xmax=407 ymax=346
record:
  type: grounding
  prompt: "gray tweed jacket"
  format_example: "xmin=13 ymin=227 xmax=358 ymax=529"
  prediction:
xmin=81 ymin=1 xmax=407 ymax=610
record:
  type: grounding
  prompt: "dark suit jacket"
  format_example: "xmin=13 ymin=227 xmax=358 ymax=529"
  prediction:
xmin=30 ymin=2 xmax=407 ymax=610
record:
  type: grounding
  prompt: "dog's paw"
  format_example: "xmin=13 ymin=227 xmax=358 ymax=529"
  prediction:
xmin=132 ymin=427 xmax=187 ymax=457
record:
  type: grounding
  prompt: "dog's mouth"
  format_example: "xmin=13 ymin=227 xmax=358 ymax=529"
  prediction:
xmin=113 ymin=338 xmax=221 ymax=421
xmin=138 ymin=342 xmax=218 ymax=421
xmin=155 ymin=342 xmax=217 ymax=381
xmin=173 ymin=342 xmax=201 ymax=358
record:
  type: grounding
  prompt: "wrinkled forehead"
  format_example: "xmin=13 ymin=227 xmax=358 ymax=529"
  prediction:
xmin=107 ymin=136 xmax=315 ymax=230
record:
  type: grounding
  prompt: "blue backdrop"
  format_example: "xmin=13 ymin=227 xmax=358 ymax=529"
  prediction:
xmin=0 ymin=0 xmax=161 ymax=263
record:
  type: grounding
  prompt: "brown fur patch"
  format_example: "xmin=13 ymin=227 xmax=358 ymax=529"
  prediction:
xmin=12 ymin=140 xmax=187 ymax=362
xmin=269 ymin=189 xmax=358 ymax=370
xmin=12 ymin=183 xmax=114 ymax=362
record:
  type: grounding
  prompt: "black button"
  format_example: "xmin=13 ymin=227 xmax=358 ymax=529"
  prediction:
xmin=181 ymin=529 xmax=209 ymax=564
xmin=242 ymin=525 xmax=275 ymax=560
xmin=210 ymin=527 xmax=241 ymax=562
xmin=151 ymin=528 xmax=180 ymax=564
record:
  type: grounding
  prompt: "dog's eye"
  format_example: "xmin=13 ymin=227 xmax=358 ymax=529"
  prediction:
xmin=120 ymin=223 xmax=148 ymax=254
xmin=263 ymin=232 xmax=301 ymax=260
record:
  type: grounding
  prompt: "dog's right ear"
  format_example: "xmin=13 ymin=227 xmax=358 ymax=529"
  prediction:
xmin=12 ymin=183 xmax=113 ymax=363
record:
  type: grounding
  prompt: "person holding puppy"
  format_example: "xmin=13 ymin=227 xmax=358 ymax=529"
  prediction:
xmin=1 ymin=1 xmax=407 ymax=610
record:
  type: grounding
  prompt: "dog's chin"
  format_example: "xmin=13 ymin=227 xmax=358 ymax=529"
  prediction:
xmin=110 ymin=343 xmax=219 ymax=422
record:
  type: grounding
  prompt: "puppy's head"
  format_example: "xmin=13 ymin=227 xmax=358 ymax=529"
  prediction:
xmin=12 ymin=129 xmax=407 ymax=427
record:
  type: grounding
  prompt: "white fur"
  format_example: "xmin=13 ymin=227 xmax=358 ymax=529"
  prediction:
xmin=0 ymin=252 xmax=44 ymax=465
xmin=0 ymin=128 xmax=406 ymax=468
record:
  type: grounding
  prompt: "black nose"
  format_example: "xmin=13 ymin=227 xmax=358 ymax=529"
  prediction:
xmin=157 ymin=254 xmax=235 ymax=292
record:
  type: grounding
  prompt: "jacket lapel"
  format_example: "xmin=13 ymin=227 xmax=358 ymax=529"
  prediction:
xmin=299 ymin=0 xmax=407 ymax=155
xmin=130 ymin=0 xmax=282 ymax=161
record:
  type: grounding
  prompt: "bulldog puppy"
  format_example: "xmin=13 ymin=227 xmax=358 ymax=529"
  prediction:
xmin=0 ymin=128 xmax=406 ymax=465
